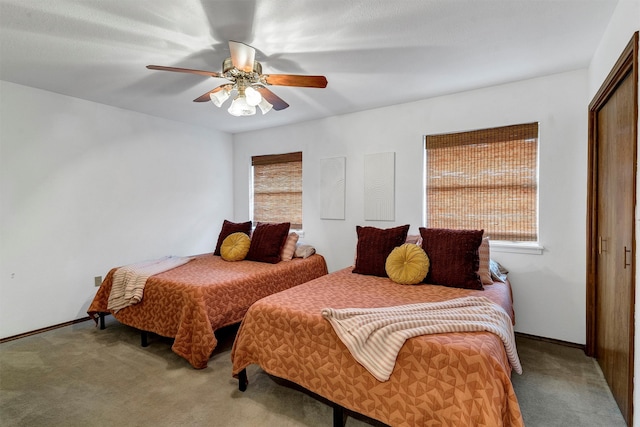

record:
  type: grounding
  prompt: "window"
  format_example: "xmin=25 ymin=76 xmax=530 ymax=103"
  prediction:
xmin=424 ymin=123 xmax=538 ymax=242
xmin=251 ymin=152 xmax=302 ymax=229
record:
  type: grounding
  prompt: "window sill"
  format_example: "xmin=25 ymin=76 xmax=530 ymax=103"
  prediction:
xmin=489 ymin=241 xmax=544 ymax=255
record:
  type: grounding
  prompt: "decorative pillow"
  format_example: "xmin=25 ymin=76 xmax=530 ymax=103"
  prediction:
xmin=490 ymin=259 xmax=509 ymax=282
xmin=385 ymin=244 xmax=430 ymax=285
xmin=214 ymin=220 xmax=252 ymax=256
xmin=246 ymin=222 xmax=291 ymax=264
xmin=280 ymin=232 xmax=299 ymax=261
xmin=419 ymin=227 xmax=484 ymax=290
xmin=294 ymin=244 xmax=316 ymax=259
xmin=405 ymin=234 xmax=423 ymax=246
xmin=220 ymin=232 xmax=251 ymax=261
xmin=353 ymin=224 xmax=410 ymax=277
xmin=478 ymin=236 xmax=493 ymax=285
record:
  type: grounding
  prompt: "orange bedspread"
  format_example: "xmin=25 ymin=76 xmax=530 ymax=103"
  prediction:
xmin=88 ymin=253 xmax=328 ymax=369
xmin=231 ymin=267 xmax=524 ymax=427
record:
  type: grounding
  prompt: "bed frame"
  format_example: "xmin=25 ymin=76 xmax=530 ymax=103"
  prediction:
xmin=231 ymin=267 xmax=523 ymax=426
xmin=88 ymin=253 xmax=328 ymax=368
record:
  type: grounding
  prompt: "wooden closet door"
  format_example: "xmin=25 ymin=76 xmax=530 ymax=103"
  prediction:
xmin=587 ymin=32 xmax=637 ymax=426
xmin=595 ymin=71 xmax=635 ymax=424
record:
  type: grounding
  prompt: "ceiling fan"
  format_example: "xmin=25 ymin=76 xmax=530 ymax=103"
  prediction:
xmin=147 ymin=41 xmax=328 ymax=117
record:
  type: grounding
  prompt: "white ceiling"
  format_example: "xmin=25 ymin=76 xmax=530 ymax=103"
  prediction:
xmin=0 ymin=0 xmax=619 ymax=134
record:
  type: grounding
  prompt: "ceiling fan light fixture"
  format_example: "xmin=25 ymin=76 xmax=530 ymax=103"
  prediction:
xmin=244 ymin=86 xmax=262 ymax=107
xmin=258 ymin=98 xmax=273 ymax=114
xmin=209 ymin=89 xmax=230 ymax=107
xmin=228 ymin=95 xmax=256 ymax=116
xmin=147 ymin=41 xmax=327 ymax=118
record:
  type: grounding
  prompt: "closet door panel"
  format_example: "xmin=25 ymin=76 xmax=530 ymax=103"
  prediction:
xmin=594 ymin=70 xmax=635 ymax=425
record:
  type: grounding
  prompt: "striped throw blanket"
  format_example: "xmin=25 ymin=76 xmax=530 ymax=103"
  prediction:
xmin=321 ymin=296 xmax=522 ymax=382
xmin=107 ymin=256 xmax=194 ymax=313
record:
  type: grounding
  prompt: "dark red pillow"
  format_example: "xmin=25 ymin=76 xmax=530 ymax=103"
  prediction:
xmin=353 ymin=224 xmax=410 ymax=277
xmin=214 ymin=220 xmax=252 ymax=256
xmin=419 ymin=227 xmax=484 ymax=290
xmin=246 ymin=222 xmax=291 ymax=264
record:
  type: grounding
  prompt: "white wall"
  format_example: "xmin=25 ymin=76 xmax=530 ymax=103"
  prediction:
xmin=0 ymin=81 xmax=233 ymax=339
xmin=587 ymin=1 xmax=640 ymax=424
xmin=588 ymin=1 xmax=640 ymax=100
xmin=233 ymin=69 xmax=588 ymax=344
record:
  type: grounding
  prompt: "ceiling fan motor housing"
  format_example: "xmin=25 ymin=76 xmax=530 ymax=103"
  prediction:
xmin=222 ymin=58 xmax=263 ymax=84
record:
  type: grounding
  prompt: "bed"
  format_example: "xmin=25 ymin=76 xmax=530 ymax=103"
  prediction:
xmin=88 ymin=221 xmax=328 ymax=369
xmin=231 ymin=226 xmax=524 ymax=426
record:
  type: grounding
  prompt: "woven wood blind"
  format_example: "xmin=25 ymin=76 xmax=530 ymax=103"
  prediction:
xmin=252 ymin=152 xmax=302 ymax=229
xmin=425 ymin=123 xmax=538 ymax=241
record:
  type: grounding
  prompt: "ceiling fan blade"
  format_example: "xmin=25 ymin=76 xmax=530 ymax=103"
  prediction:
xmin=264 ymin=74 xmax=328 ymax=88
xmin=193 ymin=84 xmax=233 ymax=102
xmin=229 ymin=40 xmax=256 ymax=73
xmin=255 ymin=86 xmax=289 ymax=111
xmin=147 ymin=65 xmax=223 ymax=78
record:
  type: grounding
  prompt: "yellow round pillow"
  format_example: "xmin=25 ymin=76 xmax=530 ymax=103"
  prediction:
xmin=385 ymin=243 xmax=430 ymax=285
xmin=220 ymin=232 xmax=251 ymax=261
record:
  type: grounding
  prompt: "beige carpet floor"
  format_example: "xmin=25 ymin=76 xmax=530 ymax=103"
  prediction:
xmin=0 ymin=317 xmax=627 ymax=426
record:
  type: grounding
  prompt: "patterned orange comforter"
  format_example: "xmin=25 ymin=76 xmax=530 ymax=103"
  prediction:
xmin=88 ymin=253 xmax=328 ymax=369
xmin=231 ymin=267 xmax=524 ymax=427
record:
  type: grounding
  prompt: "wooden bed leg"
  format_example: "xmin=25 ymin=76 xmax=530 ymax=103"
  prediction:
xmin=238 ymin=369 xmax=248 ymax=392
xmin=333 ymin=405 xmax=346 ymax=427
xmin=141 ymin=331 xmax=149 ymax=347
xmin=99 ymin=313 xmax=106 ymax=330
